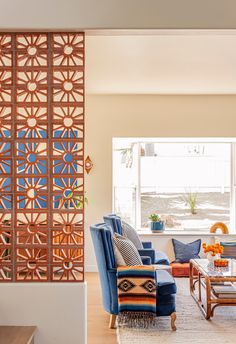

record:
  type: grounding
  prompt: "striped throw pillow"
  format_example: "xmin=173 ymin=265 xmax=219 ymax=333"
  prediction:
xmin=113 ymin=233 xmax=143 ymax=266
xmin=220 ymin=241 xmax=236 ymax=259
xmin=121 ymin=220 xmax=143 ymax=250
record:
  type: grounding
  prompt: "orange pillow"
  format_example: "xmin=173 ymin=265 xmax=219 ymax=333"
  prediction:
xmin=171 ymin=262 xmax=198 ymax=277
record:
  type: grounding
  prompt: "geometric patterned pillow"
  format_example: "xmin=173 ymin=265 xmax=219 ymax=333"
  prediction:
xmin=121 ymin=220 xmax=143 ymax=250
xmin=113 ymin=233 xmax=143 ymax=266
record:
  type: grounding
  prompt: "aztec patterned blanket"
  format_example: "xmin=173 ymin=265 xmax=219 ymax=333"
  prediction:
xmin=117 ymin=265 xmax=156 ymax=327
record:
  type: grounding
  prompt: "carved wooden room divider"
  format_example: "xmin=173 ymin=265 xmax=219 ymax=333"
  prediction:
xmin=0 ymin=32 xmax=85 ymax=282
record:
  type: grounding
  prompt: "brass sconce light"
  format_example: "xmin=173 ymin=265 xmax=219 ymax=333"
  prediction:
xmin=85 ymin=156 xmax=93 ymax=174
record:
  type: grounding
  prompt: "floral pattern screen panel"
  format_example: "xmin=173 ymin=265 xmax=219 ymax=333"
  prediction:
xmin=0 ymin=33 xmax=85 ymax=282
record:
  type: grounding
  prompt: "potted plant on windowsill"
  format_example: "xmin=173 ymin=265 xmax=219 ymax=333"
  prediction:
xmin=149 ymin=213 xmax=165 ymax=232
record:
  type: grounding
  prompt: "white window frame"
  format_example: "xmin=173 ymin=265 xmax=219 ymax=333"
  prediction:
xmin=112 ymin=138 xmax=236 ymax=233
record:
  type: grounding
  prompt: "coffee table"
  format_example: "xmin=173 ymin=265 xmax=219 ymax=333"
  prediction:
xmin=189 ymin=258 xmax=236 ymax=319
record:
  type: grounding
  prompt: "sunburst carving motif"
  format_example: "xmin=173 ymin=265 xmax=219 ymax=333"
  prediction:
xmin=53 ymin=106 xmax=83 ymax=138
xmin=0 ymin=213 xmax=12 ymax=246
xmin=16 ymin=248 xmax=48 ymax=281
xmin=16 ymin=70 xmax=48 ymax=103
xmin=16 ymin=34 xmax=47 ymax=49
xmin=53 ymin=33 xmax=84 ymax=67
xmin=0 ymin=106 xmax=12 ymax=138
xmin=0 ymin=159 xmax=11 ymax=175
xmin=16 ymin=107 xmax=48 ymax=138
xmin=16 ymin=141 xmax=47 ymax=175
xmin=52 ymin=213 xmax=83 ymax=247
xmin=0 ymin=195 xmax=12 ymax=210
xmin=52 ymin=226 xmax=83 ymax=246
xmin=52 ymin=248 xmax=83 ymax=281
xmin=16 ymin=213 xmax=47 ymax=245
xmin=53 ymin=70 xmax=83 ymax=102
xmin=53 ymin=177 xmax=83 ymax=210
xmin=0 ymin=265 xmax=12 ymax=281
xmin=0 ymin=177 xmax=11 ymax=193
xmin=0 ymin=70 xmax=12 ymax=102
xmin=0 ymin=142 xmax=11 ymax=156
xmin=0 ymin=248 xmax=11 ymax=263
xmin=53 ymin=212 xmax=83 ymax=227
xmin=0 ymin=34 xmax=12 ymax=67
xmin=16 ymin=34 xmax=48 ymax=67
xmin=16 ymin=177 xmax=47 ymax=209
xmin=52 ymin=140 xmax=83 ymax=175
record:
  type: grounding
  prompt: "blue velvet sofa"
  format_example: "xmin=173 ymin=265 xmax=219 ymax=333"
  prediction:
xmin=103 ymin=214 xmax=170 ymax=265
xmin=90 ymin=223 xmax=177 ymax=330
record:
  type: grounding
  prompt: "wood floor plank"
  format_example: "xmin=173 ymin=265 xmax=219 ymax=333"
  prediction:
xmin=86 ymin=272 xmax=117 ymax=344
xmin=0 ymin=326 xmax=36 ymax=344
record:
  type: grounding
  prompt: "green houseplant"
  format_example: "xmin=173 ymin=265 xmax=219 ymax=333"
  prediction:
xmin=59 ymin=192 xmax=88 ymax=210
xmin=183 ymin=192 xmax=198 ymax=215
xmin=149 ymin=213 xmax=165 ymax=232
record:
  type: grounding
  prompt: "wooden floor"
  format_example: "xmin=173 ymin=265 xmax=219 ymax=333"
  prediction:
xmin=86 ymin=273 xmax=117 ymax=344
xmin=0 ymin=326 xmax=36 ymax=344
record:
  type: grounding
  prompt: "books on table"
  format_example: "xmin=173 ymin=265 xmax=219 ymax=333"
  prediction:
xmin=213 ymin=283 xmax=236 ymax=298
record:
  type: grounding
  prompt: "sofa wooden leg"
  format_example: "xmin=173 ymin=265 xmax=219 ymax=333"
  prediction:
xmin=109 ymin=314 xmax=117 ymax=329
xmin=171 ymin=312 xmax=177 ymax=331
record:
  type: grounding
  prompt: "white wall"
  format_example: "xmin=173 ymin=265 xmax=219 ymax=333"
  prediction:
xmin=138 ymin=233 xmax=236 ymax=262
xmin=85 ymin=94 xmax=236 ymax=271
xmin=86 ymin=35 xmax=236 ymax=94
xmin=0 ymin=283 xmax=87 ymax=344
xmin=1 ymin=0 xmax=236 ymax=30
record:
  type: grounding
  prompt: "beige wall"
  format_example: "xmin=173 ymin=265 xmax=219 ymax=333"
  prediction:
xmin=85 ymin=94 xmax=236 ymax=270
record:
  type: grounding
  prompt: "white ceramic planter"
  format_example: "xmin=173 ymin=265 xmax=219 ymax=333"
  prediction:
xmin=207 ymin=252 xmax=220 ymax=263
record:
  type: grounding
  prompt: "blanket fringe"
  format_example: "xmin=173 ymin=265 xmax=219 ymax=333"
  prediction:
xmin=118 ymin=312 xmax=156 ymax=328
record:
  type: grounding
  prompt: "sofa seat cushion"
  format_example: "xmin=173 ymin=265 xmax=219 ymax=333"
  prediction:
xmin=171 ymin=262 xmax=198 ymax=277
xmin=156 ymin=270 xmax=177 ymax=296
xmin=155 ymin=251 xmax=170 ymax=265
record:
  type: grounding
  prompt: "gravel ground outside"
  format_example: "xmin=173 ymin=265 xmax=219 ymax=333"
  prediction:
xmin=141 ymin=192 xmax=230 ymax=230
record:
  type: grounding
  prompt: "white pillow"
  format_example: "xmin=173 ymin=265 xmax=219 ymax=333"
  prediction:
xmin=121 ymin=220 xmax=143 ymax=250
xmin=113 ymin=244 xmax=126 ymax=267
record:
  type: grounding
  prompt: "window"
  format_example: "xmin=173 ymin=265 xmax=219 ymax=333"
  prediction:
xmin=113 ymin=138 xmax=233 ymax=232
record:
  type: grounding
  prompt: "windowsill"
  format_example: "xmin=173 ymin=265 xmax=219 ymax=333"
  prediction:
xmin=137 ymin=228 xmax=236 ymax=236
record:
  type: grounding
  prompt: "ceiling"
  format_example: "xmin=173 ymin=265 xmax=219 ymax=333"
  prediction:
xmin=85 ymin=33 xmax=236 ymax=94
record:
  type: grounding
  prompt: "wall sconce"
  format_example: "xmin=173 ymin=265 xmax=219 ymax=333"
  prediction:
xmin=85 ymin=156 xmax=93 ymax=174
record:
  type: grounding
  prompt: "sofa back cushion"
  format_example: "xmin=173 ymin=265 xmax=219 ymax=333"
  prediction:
xmin=103 ymin=215 xmax=123 ymax=235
